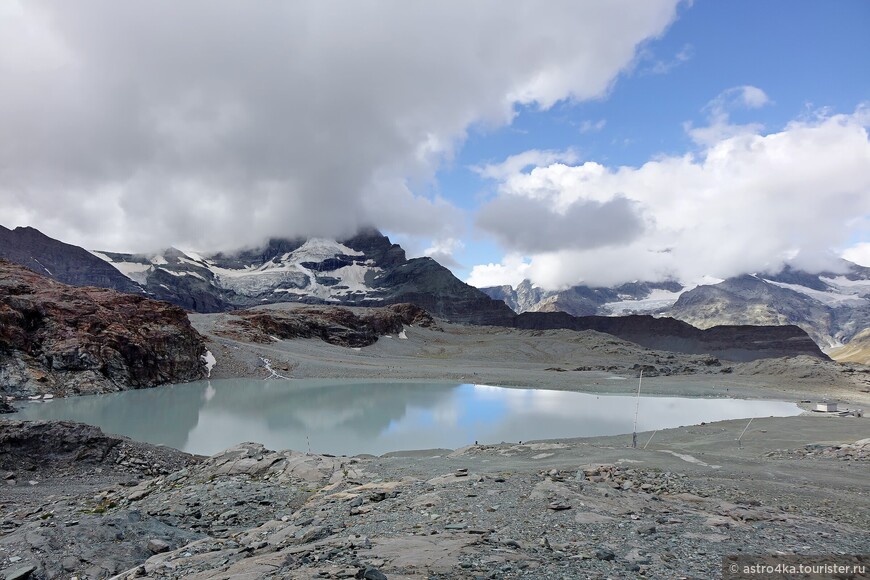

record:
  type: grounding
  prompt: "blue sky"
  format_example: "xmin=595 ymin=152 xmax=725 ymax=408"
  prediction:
xmin=416 ymin=0 xmax=870 ymax=283
xmin=1 ymin=1 xmax=868 ymax=288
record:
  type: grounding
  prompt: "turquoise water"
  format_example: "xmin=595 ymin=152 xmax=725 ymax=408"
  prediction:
xmin=10 ymin=380 xmax=802 ymax=456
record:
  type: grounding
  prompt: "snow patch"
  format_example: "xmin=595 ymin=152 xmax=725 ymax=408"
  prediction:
xmin=178 ymin=250 xmax=212 ymax=265
xmin=201 ymin=350 xmax=216 ymax=377
xmin=110 ymin=262 xmax=153 ymax=284
xmin=603 ymin=288 xmax=685 ymax=315
xmin=764 ymin=279 xmax=867 ymax=307
xmin=398 ymin=329 xmax=408 ymax=339
xmin=163 ymin=269 xmax=207 ymax=281
xmin=289 ymin=238 xmax=363 ymax=262
xmin=820 ymin=276 xmax=870 ymax=295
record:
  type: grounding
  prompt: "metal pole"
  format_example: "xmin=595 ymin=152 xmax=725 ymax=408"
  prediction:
xmin=643 ymin=430 xmax=657 ymax=449
xmin=632 ymin=369 xmax=643 ymax=448
xmin=737 ymin=417 xmax=753 ymax=447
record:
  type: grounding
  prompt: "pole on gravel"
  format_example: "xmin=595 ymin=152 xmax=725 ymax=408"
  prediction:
xmin=643 ymin=430 xmax=657 ymax=450
xmin=632 ymin=369 xmax=643 ymax=448
xmin=737 ymin=417 xmax=753 ymax=448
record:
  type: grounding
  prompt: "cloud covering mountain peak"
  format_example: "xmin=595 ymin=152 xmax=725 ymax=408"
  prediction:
xmin=0 ymin=0 xmax=680 ymax=253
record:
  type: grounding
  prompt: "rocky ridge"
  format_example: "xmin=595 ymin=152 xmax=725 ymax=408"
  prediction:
xmin=483 ymin=263 xmax=870 ymax=355
xmin=0 ymin=226 xmax=143 ymax=296
xmin=0 ymin=225 xmax=838 ymax=363
xmin=0 ymin=260 xmax=207 ymax=400
xmin=513 ymin=312 xmax=826 ymax=362
xmin=215 ymin=303 xmax=437 ymax=348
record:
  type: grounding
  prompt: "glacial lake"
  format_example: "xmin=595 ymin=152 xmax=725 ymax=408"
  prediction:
xmin=10 ymin=380 xmax=802 ymax=456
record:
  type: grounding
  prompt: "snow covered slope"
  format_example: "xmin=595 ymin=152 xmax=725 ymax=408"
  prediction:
xmin=91 ymin=229 xmax=515 ymax=324
xmin=482 ymin=263 xmax=870 ymax=352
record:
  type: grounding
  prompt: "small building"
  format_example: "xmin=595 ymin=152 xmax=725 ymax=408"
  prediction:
xmin=816 ymin=401 xmax=838 ymax=413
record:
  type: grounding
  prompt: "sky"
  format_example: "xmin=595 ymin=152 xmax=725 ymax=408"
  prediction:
xmin=1 ymin=0 xmax=868 ymax=289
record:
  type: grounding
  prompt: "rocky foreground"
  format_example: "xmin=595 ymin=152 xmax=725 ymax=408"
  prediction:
xmin=1 ymin=417 xmax=868 ymax=580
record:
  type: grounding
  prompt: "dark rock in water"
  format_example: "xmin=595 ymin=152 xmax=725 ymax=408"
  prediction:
xmin=0 ymin=260 xmax=207 ymax=398
xmin=0 ymin=400 xmax=15 ymax=414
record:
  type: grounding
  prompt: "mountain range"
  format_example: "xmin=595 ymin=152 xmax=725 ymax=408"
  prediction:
xmin=0 ymin=225 xmax=513 ymax=326
xmin=481 ymin=264 xmax=870 ymax=355
xmin=0 ymin=224 xmax=835 ymax=362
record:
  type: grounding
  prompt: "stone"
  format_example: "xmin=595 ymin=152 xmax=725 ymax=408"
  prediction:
xmin=4 ymin=565 xmax=37 ymax=580
xmin=595 ymin=548 xmax=616 ymax=561
xmin=147 ymin=539 xmax=171 ymax=554
xmin=362 ymin=567 xmax=388 ymax=580
xmin=61 ymin=556 xmax=79 ymax=572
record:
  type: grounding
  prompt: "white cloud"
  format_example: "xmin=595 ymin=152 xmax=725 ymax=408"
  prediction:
xmin=466 ymin=254 xmax=531 ymax=288
xmin=686 ymin=85 xmax=771 ymax=145
xmin=843 ymin=242 xmax=870 ymax=267
xmin=640 ymin=42 xmax=693 ymax=75
xmin=473 ymin=149 xmax=579 ymax=181
xmin=422 ymin=237 xmax=465 ymax=270
xmin=578 ymin=119 xmax=607 ymax=133
xmin=0 ymin=0 xmax=680 ymax=253
xmin=471 ymin=105 xmax=870 ymax=288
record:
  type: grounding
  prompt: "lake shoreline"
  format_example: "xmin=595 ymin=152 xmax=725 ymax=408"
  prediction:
xmin=8 ymin=378 xmax=805 ymax=457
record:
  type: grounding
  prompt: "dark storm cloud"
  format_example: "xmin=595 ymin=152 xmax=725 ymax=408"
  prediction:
xmin=476 ymin=195 xmax=645 ymax=253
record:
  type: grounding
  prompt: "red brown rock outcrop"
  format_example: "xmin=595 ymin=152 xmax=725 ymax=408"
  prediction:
xmin=0 ymin=259 xmax=206 ymax=398
xmin=215 ymin=303 xmax=437 ymax=347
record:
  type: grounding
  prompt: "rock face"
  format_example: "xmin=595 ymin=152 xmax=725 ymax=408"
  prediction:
xmin=669 ymin=268 xmax=870 ymax=350
xmin=4 ymin=225 xmax=516 ymax=324
xmin=513 ymin=312 xmax=827 ymax=362
xmin=483 ymin=279 xmax=684 ymax=317
xmin=0 ymin=420 xmax=195 ymax=475
xmin=0 ymin=225 xmax=143 ymax=295
xmin=0 ymin=260 xmax=207 ymax=398
xmin=217 ymin=303 xmax=437 ymax=348
xmin=829 ymin=327 xmax=870 ymax=365
xmin=484 ymin=263 xmax=870 ymax=353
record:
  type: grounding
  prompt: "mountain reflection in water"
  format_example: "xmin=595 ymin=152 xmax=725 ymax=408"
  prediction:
xmin=12 ymin=380 xmax=802 ymax=456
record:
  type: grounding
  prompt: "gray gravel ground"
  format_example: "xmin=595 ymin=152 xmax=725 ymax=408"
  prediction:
xmin=2 ymin=311 xmax=868 ymax=579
